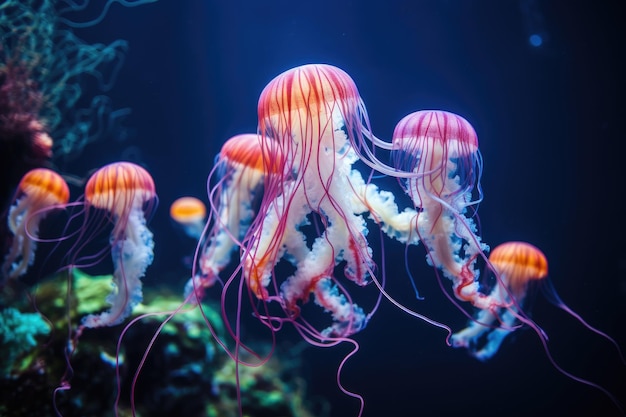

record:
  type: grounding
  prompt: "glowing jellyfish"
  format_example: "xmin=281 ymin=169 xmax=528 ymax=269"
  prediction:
xmin=451 ymin=241 xmax=548 ymax=360
xmin=389 ymin=110 xmax=498 ymax=309
xmin=80 ymin=161 xmax=156 ymax=329
xmin=184 ymin=133 xmax=281 ymax=301
xmin=242 ymin=63 xmax=382 ymax=340
xmin=2 ymin=168 xmax=69 ymax=281
xmin=170 ymin=196 xmax=206 ymax=240
xmin=452 ymin=241 xmax=626 ymax=364
xmin=450 ymin=241 xmax=626 ymax=413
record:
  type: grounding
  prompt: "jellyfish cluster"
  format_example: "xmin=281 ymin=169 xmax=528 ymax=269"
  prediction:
xmin=173 ymin=64 xmax=624 ymax=414
xmin=1 ymin=63 xmax=624 ymax=416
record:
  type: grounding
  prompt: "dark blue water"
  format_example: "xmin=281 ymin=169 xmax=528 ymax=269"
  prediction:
xmin=26 ymin=1 xmax=626 ymax=416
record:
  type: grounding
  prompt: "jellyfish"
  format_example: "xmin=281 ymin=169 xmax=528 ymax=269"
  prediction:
xmin=170 ymin=196 xmax=206 ymax=240
xmin=448 ymin=240 xmax=626 ymax=413
xmin=450 ymin=241 xmax=547 ymax=360
xmin=80 ymin=161 xmax=156 ymax=329
xmin=2 ymin=168 xmax=69 ymax=281
xmin=242 ymin=63 xmax=381 ymax=340
xmin=452 ymin=241 xmax=626 ymax=364
xmin=388 ymin=110 xmax=500 ymax=310
xmin=184 ymin=133 xmax=281 ymax=301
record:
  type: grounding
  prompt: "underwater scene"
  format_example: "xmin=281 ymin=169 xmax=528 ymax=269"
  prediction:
xmin=1 ymin=1 xmax=625 ymax=416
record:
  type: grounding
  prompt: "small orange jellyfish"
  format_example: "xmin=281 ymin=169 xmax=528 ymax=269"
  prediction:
xmin=453 ymin=241 xmax=625 ymax=365
xmin=2 ymin=168 xmax=69 ymax=281
xmin=170 ymin=196 xmax=206 ymax=240
xmin=80 ymin=161 xmax=157 ymax=329
xmin=451 ymin=241 xmax=549 ymax=359
xmin=451 ymin=242 xmax=625 ymax=412
xmin=489 ymin=241 xmax=548 ymax=298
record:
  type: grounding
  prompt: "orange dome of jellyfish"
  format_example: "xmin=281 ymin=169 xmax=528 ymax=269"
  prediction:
xmin=2 ymin=168 xmax=69 ymax=281
xmin=489 ymin=241 xmax=548 ymax=297
xmin=170 ymin=196 xmax=206 ymax=240
xmin=80 ymin=161 xmax=157 ymax=329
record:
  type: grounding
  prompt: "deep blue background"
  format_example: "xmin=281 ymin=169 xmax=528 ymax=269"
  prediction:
xmin=58 ymin=1 xmax=626 ymax=416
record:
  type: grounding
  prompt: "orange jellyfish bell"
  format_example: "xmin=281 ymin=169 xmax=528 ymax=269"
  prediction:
xmin=489 ymin=241 xmax=548 ymax=297
xmin=170 ymin=196 xmax=206 ymax=240
xmin=85 ymin=161 xmax=156 ymax=214
xmin=219 ymin=133 xmax=284 ymax=190
xmin=18 ymin=168 xmax=70 ymax=208
xmin=258 ymin=63 xmax=362 ymax=123
xmin=221 ymin=134 xmax=267 ymax=172
xmin=85 ymin=162 xmax=156 ymax=238
xmin=170 ymin=196 xmax=206 ymax=226
xmin=257 ymin=64 xmax=366 ymax=159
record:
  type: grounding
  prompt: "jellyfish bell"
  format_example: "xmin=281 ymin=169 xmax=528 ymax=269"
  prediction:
xmin=80 ymin=161 xmax=156 ymax=329
xmin=170 ymin=196 xmax=206 ymax=240
xmin=2 ymin=168 xmax=70 ymax=281
xmin=218 ymin=133 xmax=278 ymax=194
xmin=258 ymin=64 xmax=368 ymax=172
xmin=170 ymin=196 xmax=207 ymax=225
xmin=221 ymin=133 xmax=272 ymax=171
xmin=84 ymin=161 xmax=156 ymax=236
xmin=13 ymin=168 xmax=70 ymax=226
xmin=259 ymin=63 xmax=363 ymax=133
xmin=488 ymin=241 xmax=548 ymax=299
xmin=392 ymin=110 xmax=479 ymax=193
